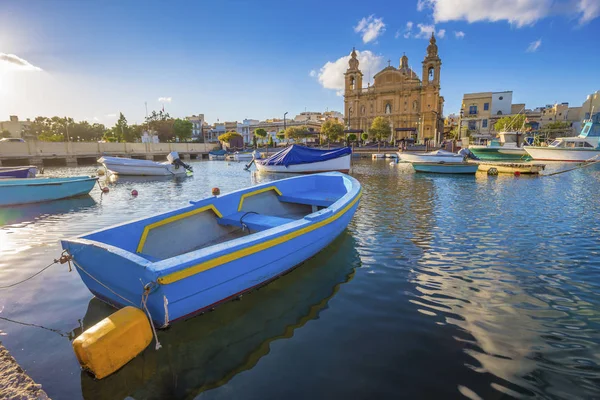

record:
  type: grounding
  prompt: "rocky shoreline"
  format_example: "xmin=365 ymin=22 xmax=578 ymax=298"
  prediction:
xmin=0 ymin=343 xmax=49 ymax=399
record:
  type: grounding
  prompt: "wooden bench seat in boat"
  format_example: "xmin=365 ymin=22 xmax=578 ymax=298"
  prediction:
xmin=277 ymin=191 xmax=337 ymax=207
xmin=218 ymin=212 xmax=296 ymax=231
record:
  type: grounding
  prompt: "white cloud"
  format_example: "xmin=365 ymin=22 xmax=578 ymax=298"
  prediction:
xmin=578 ymin=0 xmax=600 ymax=23
xmin=106 ymin=113 xmax=117 ymax=118
xmin=417 ymin=0 xmax=599 ymax=27
xmin=309 ymin=69 xmax=317 ymax=77
xmin=354 ymin=15 xmax=386 ymax=43
xmin=454 ymin=30 xmax=465 ymax=38
xmin=0 ymin=53 xmax=42 ymax=71
xmin=526 ymin=38 xmax=542 ymax=52
xmin=313 ymin=50 xmax=384 ymax=96
xmin=405 ymin=23 xmax=446 ymax=39
xmin=158 ymin=97 xmax=172 ymax=103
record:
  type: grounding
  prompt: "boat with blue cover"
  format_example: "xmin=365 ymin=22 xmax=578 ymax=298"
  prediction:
xmin=61 ymin=172 xmax=361 ymax=326
xmin=0 ymin=176 xmax=98 ymax=206
xmin=255 ymin=145 xmax=351 ymax=173
xmin=0 ymin=167 xmax=33 ymax=179
xmin=411 ymin=162 xmax=479 ymax=174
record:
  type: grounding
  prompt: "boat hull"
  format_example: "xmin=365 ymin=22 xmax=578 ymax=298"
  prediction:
xmin=398 ymin=152 xmax=464 ymax=163
xmin=0 ymin=176 xmax=97 ymax=206
xmin=469 ymin=147 xmax=529 ymax=161
xmin=523 ymin=147 xmax=600 ymax=162
xmin=412 ymin=162 xmax=478 ymax=174
xmin=61 ymin=173 xmax=361 ymax=326
xmin=256 ymin=154 xmax=351 ymax=173
xmin=101 ymin=161 xmax=187 ymax=176
xmin=474 ymin=162 xmax=544 ymax=174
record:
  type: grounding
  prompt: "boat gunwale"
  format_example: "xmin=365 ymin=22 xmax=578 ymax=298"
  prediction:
xmin=0 ymin=176 xmax=97 ymax=188
xmin=62 ymin=173 xmax=361 ymax=280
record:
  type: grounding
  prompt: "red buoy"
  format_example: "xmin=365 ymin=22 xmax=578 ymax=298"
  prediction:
xmin=101 ymin=187 xmax=110 ymax=193
xmin=212 ymin=187 xmax=220 ymax=196
xmin=131 ymin=189 xmax=138 ymax=196
xmin=514 ymin=171 xmax=521 ymax=177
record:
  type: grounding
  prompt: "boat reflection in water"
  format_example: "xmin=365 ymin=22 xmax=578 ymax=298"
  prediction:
xmin=0 ymin=196 xmax=97 ymax=226
xmin=77 ymin=231 xmax=360 ymax=400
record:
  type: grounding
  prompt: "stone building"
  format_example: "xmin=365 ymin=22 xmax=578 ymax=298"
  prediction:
xmin=343 ymin=33 xmax=444 ymax=143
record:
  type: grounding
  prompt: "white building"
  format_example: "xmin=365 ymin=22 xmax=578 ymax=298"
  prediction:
xmin=186 ymin=114 xmax=204 ymax=138
xmin=490 ymin=91 xmax=512 ymax=116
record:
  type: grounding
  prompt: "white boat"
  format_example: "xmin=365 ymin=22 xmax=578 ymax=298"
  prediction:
xmin=208 ymin=150 xmax=227 ymax=160
xmin=98 ymin=152 xmax=192 ymax=176
xmin=398 ymin=149 xmax=464 ymax=163
xmin=524 ymin=115 xmax=600 ymax=162
xmin=233 ymin=150 xmax=261 ymax=161
xmin=256 ymin=145 xmax=351 ymax=174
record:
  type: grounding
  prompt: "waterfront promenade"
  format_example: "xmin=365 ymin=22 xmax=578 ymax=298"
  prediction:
xmin=0 ymin=141 xmax=214 ymax=167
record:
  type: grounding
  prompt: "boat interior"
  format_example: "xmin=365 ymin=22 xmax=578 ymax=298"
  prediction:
xmin=82 ymin=174 xmax=351 ymax=262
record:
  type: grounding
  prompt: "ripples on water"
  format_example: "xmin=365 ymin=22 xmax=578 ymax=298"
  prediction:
xmin=0 ymin=160 xmax=599 ymax=399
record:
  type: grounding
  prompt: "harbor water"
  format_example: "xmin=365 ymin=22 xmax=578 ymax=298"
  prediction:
xmin=0 ymin=159 xmax=599 ymax=399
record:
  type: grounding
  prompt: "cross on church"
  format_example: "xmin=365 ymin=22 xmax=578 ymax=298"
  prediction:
xmin=387 ymin=59 xmax=391 ymax=67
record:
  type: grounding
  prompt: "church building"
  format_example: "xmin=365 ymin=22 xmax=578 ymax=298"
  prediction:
xmin=344 ymin=33 xmax=444 ymax=143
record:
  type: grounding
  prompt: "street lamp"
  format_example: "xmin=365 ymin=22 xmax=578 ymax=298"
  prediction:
xmin=459 ymin=108 xmax=464 ymax=139
xmin=284 ymin=112 xmax=288 ymax=132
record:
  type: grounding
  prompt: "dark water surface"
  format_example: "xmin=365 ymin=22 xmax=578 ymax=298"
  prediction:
xmin=0 ymin=160 xmax=599 ymax=399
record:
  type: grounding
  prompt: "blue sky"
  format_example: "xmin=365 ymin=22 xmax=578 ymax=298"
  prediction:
xmin=0 ymin=0 xmax=598 ymax=126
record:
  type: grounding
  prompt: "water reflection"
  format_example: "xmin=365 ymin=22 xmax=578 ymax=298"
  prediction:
xmin=79 ymin=231 xmax=360 ymax=400
xmin=0 ymin=196 xmax=97 ymax=227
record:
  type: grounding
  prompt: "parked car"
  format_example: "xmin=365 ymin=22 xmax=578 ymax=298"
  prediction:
xmin=0 ymin=138 xmax=25 ymax=143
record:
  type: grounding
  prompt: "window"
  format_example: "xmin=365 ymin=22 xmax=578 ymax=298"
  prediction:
xmin=428 ymin=67 xmax=434 ymax=81
xmin=499 ymin=96 xmax=504 ymax=100
xmin=468 ymin=120 xmax=476 ymax=130
xmin=484 ymin=103 xmax=489 ymax=111
xmin=482 ymin=119 xmax=488 ymax=128
xmin=584 ymin=142 xmax=593 ymax=148
xmin=582 ymin=125 xmax=591 ymax=135
xmin=497 ymin=111 xmax=503 ymax=115
xmin=361 ymin=106 xmax=365 ymax=115
xmin=350 ymin=77 xmax=355 ymax=90
xmin=385 ymin=103 xmax=392 ymax=114
xmin=469 ymin=105 xmax=477 ymax=115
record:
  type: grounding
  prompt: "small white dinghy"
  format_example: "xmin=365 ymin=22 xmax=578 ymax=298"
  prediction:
xmin=398 ymin=149 xmax=464 ymax=163
xmin=98 ymin=152 xmax=193 ymax=176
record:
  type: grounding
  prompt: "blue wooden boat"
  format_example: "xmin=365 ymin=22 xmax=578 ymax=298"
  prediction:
xmin=411 ymin=162 xmax=479 ymax=174
xmin=61 ymin=172 xmax=361 ymax=327
xmin=0 ymin=176 xmax=98 ymax=206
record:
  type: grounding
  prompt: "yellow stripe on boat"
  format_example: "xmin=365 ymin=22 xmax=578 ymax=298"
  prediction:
xmin=158 ymin=190 xmax=362 ymax=285
xmin=237 ymin=186 xmax=283 ymax=211
xmin=136 ymin=204 xmax=223 ymax=253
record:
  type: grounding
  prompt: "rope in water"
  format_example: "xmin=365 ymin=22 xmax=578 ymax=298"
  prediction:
xmin=543 ymin=155 xmax=600 ymax=177
xmin=0 ymin=251 xmax=71 ymax=289
xmin=0 ymin=316 xmax=71 ymax=338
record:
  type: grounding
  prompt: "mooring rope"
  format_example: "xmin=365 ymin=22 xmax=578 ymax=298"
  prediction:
xmin=141 ymin=287 xmax=162 ymax=350
xmin=0 ymin=316 xmax=71 ymax=338
xmin=543 ymin=155 xmax=600 ymax=177
xmin=0 ymin=251 xmax=71 ymax=289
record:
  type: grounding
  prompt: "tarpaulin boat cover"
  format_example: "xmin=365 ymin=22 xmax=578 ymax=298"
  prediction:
xmin=257 ymin=145 xmax=351 ymax=166
xmin=209 ymin=149 xmax=228 ymax=155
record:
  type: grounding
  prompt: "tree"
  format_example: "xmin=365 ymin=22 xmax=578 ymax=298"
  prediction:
xmin=321 ymin=119 xmax=344 ymax=145
xmin=254 ymin=128 xmax=267 ymax=144
xmin=173 ymin=118 xmax=193 ymax=142
xmin=276 ymin=130 xmax=285 ymax=142
xmin=370 ymin=117 xmax=391 ymax=152
xmin=285 ymin=125 xmax=308 ymax=142
xmin=494 ymin=114 xmax=526 ymax=132
xmin=0 ymin=129 xmax=11 ymax=138
xmin=252 ymin=136 xmax=258 ymax=148
xmin=347 ymin=133 xmax=357 ymax=146
xmin=218 ymin=131 xmax=243 ymax=143
xmin=361 ymin=132 xmax=369 ymax=144
xmin=146 ymin=110 xmax=174 ymax=142
xmin=268 ymin=135 xmax=274 ymax=147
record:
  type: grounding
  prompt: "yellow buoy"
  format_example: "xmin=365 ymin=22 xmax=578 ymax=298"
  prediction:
xmin=97 ymin=168 xmax=105 ymax=176
xmin=73 ymin=306 xmax=152 ymax=379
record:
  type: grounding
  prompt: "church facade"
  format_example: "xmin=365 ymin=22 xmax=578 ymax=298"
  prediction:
xmin=343 ymin=33 xmax=444 ymax=143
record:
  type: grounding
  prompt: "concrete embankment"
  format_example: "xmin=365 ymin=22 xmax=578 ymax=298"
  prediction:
xmin=0 ymin=141 xmax=213 ymax=167
xmin=0 ymin=343 xmax=50 ymax=399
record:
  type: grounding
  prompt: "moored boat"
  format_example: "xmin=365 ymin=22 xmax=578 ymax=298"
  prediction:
xmin=474 ymin=161 xmax=545 ymax=175
xmin=0 ymin=176 xmax=98 ymax=206
xmin=398 ymin=149 xmax=464 ymax=163
xmin=0 ymin=167 xmax=34 ymax=179
xmin=208 ymin=150 xmax=228 ymax=160
xmin=256 ymin=145 xmax=351 ymax=174
xmin=524 ymin=114 xmax=600 ymax=162
xmin=98 ymin=152 xmax=192 ymax=176
xmin=411 ymin=162 xmax=479 ymax=174
xmin=233 ymin=150 xmax=261 ymax=161
xmin=469 ymin=132 xmax=529 ymax=161
xmin=60 ymin=172 xmax=361 ymax=326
